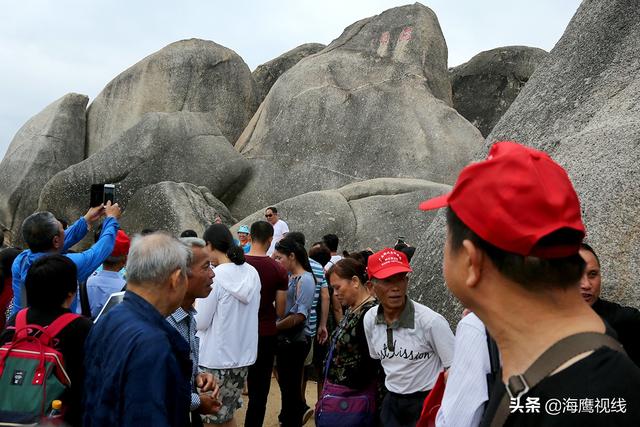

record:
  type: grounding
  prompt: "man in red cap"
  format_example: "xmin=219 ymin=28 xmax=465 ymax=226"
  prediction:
xmin=86 ymin=229 xmax=130 ymax=318
xmin=363 ymin=248 xmax=454 ymax=427
xmin=419 ymin=141 xmax=640 ymax=425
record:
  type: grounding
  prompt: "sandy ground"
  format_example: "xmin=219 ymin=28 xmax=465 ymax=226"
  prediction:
xmin=234 ymin=377 xmax=318 ymax=427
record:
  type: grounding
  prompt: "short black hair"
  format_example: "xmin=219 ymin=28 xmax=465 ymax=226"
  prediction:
xmin=203 ymin=224 xmax=245 ymax=265
xmin=446 ymin=208 xmax=585 ymax=290
xmin=266 ymin=206 xmax=278 ymax=214
xmin=322 ymin=234 xmax=339 ymax=252
xmin=309 ymin=244 xmax=331 ymax=267
xmin=140 ymin=228 xmax=156 ymax=236
xmin=25 ymin=255 xmax=78 ymax=310
xmin=180 ymin=229 xmax=198 ymax=238
xmin=22 ymin=212 xmax=60 ymax=252
xmin=250 ymin=221 xmax=274 ymax=244
xmin=580 ymin=243 xmax=600 ymax=267
xmin=0 ymin=247 xmax=21 ymax=287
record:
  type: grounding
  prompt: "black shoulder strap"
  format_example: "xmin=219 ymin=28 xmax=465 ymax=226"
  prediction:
xmin=486 ymin=328 xmax=501 ymax=398
xmin=78 ymin=280 xmax=92 ymax=318
xmin=489 ymin=332 xmax=625 ymax=427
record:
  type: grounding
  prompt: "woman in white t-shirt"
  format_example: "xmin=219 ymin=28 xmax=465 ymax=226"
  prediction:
xmin=196 ymin=224 xmax=261 ymax=427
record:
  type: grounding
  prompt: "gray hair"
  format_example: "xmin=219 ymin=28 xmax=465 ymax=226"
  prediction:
xmin=127 ymin=232 xmax=192 ymax=286
xmin=22 ymin=212 xmax=60 ymax=252
xmin=179 ymin=237 xmax=206 ymax=249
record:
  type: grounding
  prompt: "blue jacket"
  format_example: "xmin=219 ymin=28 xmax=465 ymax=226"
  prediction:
xmin=10 ymin=216 xmax=119 ymax=316
xmin=83 ymin=291 xmax=192 ymax=427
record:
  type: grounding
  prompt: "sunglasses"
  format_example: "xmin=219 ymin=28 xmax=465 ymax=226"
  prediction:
xmin=265 ymin=214 xmax=274 ymax=218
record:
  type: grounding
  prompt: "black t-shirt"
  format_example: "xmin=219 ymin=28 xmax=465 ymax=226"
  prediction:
xmin=480 ymin=347 xmax=640 ymax=426
xmin=592 ymin=298 xmax=640 ymax=367
xmin=0 ymin=307 xmax=92 ymax=427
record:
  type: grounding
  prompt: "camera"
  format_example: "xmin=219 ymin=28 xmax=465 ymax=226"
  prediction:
xmin=90 ymin=184 xmax=116 ymax=207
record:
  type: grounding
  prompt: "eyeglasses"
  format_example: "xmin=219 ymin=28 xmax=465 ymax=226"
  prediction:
xmin=265 ymin=214 xmax=273 ymax=218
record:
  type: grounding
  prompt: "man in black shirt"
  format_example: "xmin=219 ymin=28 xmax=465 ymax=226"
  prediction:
xmin=419 ymin=142 xmax=640 ymax=426
xmin=579 ymin=243 xmax=640 ymax=367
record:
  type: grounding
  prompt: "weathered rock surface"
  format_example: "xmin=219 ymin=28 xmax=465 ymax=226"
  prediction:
xmin=0 ymin=93 xmax=88 ymax=245
xmin=413 ymin=0 xmax=640 ymax=325
xmin=120 ymin=182 xmax=236 ymax=237
xmin=450 ymin=46 xmax=548 ymax=137
xmin=39 ymin=112 xmax=250 ymax=228
xmin=230 ymin=3 xmax=483 ymax=219
xmin=232 ymin=178 xmax=450 ymax=253
xmin=252 ymin=43 xmax=326 ymax=103
xmin=86 ymin=39 xmax=259 ymax=155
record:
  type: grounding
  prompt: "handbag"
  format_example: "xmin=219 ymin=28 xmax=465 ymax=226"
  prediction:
xmin=315 ymin=315 xmax=377 ymax=427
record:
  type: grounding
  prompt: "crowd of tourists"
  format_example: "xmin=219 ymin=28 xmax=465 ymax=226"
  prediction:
xmin=1 ymin=141 xmax=639 ymax=427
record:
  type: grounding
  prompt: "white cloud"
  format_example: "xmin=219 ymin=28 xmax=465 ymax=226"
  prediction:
xmin=0 ymin=0 xmax=581 ymax=158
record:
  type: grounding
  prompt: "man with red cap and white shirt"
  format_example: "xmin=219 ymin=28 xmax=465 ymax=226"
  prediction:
xmin=363 ymin=248 xmax=454 ymax=427
xmin=86 ymin=229 xmax=130 ymax=318
xmin=419 ymin=141 xmax=640 ymax=426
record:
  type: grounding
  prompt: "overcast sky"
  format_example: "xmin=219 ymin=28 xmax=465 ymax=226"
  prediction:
xmin=0 ymin=0 xmax=581 ymax=160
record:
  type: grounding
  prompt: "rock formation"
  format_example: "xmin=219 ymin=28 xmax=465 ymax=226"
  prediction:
xmin=86 ymin=39 xmax=259 ymax=155
xmin=232 ymin=178 xmax=450 ymax=252
xmin=230 ymin=3 xmax=483 ymax=218
xmin=450 ymin=46 xmax=548 ymax=137
xmin=0 ymin=93 xmax=88 ymax=245
xmin=412 ymin=0 xmax=640 ymax=324
xmin=39 ymin=112 xmax=250 ymax=228
xmin=252 ymin=43 xmax=326 ymax=102
xmin=120 ymin=182 xmax=236 ymax=237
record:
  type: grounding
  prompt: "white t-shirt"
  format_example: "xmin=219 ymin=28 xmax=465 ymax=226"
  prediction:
xmin=363 ymin=299 xmax=455 ymax=394
xmin=324 ymin=254 xmax=343 ymax=272
xmin=436 ymin=312 xmax=490 ymax=427
xmin=195 ymin=262 xmax=261 ymax=369
xmin=267 ymin=219 xmax=289 ymax=256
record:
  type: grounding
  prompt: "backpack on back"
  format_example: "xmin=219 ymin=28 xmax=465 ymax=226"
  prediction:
xmin=0 ymin=309 xmax=79 ymax=425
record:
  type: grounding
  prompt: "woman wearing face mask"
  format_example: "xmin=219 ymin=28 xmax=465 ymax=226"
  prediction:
xmin=196 ymin=224 xmax=261 ymax=427
xmin=272 ymin=236 xmax=316 ymax=427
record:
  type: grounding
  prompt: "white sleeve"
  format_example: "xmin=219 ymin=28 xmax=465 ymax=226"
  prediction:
xmin=195 ymin=280 xmax=219 ymax=331
xmin=429 ymin=314 xmax=455 ymax=368
xmin=363 ymin=307 xmax=379 ymax=359
xmin=435 ymin=316 xmax=490 ymax=427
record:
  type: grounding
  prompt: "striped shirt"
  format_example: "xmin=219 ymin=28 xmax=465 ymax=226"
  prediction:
xmin=307 ymin=259 xmax=328 ymax=337
xmin=167 ymin=307 xmax=201 ymax=411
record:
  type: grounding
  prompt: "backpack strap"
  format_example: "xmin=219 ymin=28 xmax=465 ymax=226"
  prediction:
xmin=44 ymin=313 xmax=81 ymax=341
xmin=489 ymin=332 xmax=625 ymax=427
xmin=78 ymin=280 xmax=92 ymax=318
xmin=13 ymin=308 xmax=30 ymax=339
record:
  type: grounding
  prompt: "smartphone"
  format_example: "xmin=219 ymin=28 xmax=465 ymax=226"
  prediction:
xmin=90 ymin=184 xmax=116 ymax=207
xmin=103 ymin=184 xmax=115 ymax=205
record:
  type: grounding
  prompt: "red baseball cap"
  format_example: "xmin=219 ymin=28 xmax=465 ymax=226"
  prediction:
xmin=419 ymin=141 xmax=585 ymax=258
xmin=110 ymin=230 xmax=130 ymax=258
xmin=368 ymin=248 xmax=413 ymax=279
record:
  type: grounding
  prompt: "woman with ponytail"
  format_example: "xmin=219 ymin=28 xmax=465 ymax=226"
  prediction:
xmin=195 ymin=224 xmax=261 ymax=427
xmin=273 ymin=236 xmax=317 ymax=427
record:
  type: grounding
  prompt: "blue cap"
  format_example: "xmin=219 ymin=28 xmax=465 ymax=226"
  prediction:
xmin=238 ymin=225 xmax=250 ymax=234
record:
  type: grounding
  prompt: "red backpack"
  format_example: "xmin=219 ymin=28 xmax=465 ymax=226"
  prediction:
xmin=0 ymin=309 xmax=80 ymax=425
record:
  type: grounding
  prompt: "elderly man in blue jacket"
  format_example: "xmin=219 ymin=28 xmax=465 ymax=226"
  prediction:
xmin=83 ymin=232 xmax=193 ymax=427
xmin=10 ymin=201 xmax=121 ymax=316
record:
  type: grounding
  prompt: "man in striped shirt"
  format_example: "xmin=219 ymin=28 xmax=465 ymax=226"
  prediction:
xmin=167 ymin=237 xmax=220 ymax=426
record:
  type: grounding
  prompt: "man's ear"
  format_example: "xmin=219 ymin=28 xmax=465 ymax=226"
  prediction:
xmin=52 ymin=235 xmax=63 ymax=250
xmin=168 ymin=268 xmax=184 ymax=292
xmin=462 ymin=239 xmax=484 ymax=288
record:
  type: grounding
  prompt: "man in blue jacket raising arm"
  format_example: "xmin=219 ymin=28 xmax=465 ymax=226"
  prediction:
xmin=10 ymin=201 xmax=121 ymax=315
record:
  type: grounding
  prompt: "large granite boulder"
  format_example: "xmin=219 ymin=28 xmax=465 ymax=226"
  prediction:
xmin=120 ymin=182 xmax=236 ymax=237
xmin=232 ymin=178 xmax=450 ymax=252
xmin=39 ymin=112 xmax=250 ymax=228
xmin=0 ymin=93 xmax=88 ymax=245
xmin=413 ymin=0 xmax=640 ymax=325
xmin=86 ymin=39 xmax=259 ymax=155
xmin=252 ymin=43 xmax=326 ymax=103
xmin=450 ymin=46 xmax=548 ymax=137
xmin=230 ymin=3 xmax=483 ymax=219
